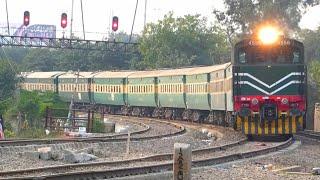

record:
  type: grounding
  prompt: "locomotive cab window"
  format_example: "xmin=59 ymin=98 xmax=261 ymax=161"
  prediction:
xmin=238 ymin=51 xmax=246 ymax=64
xmin=235 ymin=41 xmax=303 ymax=65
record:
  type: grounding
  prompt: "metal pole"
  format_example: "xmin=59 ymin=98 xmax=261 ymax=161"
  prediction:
xmin=80 ymin=0 xmax=86 ymax=40
xmin=144 ymin=0 xmax=147 ymax=29
xmin=5 ymin=0 xmax=10 ymax=35
xmin=129 ymin=0 xmax=139 ymax=43
xmin=70 ymin=0 xmax=74 ymax=38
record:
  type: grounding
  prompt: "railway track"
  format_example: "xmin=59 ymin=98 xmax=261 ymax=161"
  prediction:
xmin=296 ymin=130 xmax=320 ymax=141
xmin=0 ymin=138 xmax=295 ymax=180
xmin=0 ymin=117 xmax=185 ymax=147
xmin=0 ymin=138 xmax=247 ymax=179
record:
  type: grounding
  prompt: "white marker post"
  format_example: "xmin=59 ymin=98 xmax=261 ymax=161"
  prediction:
xmin=173 ymin=143 xmax=191 ymax=180
xmin=126 ymin=131 xmax=131 ymax=156
xmin=314 ymin=103 xmax=320 ymax=132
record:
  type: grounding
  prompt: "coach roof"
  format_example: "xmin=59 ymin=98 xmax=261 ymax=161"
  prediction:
xmin=93 ymin=71 xmax=136 ymax=78
xmin=59 ymin=72 xmax=97 ymax=78
xmin=25 ymin=72 xmax=65 ymax=78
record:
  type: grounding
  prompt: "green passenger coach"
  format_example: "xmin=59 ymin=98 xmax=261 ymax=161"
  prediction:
xmin=127 ymin=71 xmax=159 ymax=116
xmin=92 ymin=71 xmax=135 ymax=112
xmin=58 ymin=72 xmax=95 ymax=103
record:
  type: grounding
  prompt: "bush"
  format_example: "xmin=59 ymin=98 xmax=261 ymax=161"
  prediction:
xmin=92 ymin=119 xmax=105 ymax=133
xmin=4 ymin=129 xmax=15 ymax=138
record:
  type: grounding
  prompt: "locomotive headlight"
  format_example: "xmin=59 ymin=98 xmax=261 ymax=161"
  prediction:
xmin=281 ymin=98 xmax=288 ymax=105
xmin=258 ymin=26 xmax=280 ymax=44
xmin=251 ymin=98 xmax=259 ymax=105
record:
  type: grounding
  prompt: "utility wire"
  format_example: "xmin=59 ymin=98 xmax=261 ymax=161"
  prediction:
xmin=70 ymin=0 xmax=74 ymax=38
xmin=129 ymin=0 xmax=139 ymax=43
xmin=80 ymin=0 xmax=86 ymax=40
xmin=5 ymin=0 xmax=10 ymax=35
xmin=144 ymin=0 xmax=147 ymax=29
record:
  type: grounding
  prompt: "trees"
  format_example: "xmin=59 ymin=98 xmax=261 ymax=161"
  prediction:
xmin=213 ymin=0 xmax=320 ymax=45
xmin=0 ymin=60 xmax=17 ymax=114
xmin=136 ymin=13 xmax=229 ymax=70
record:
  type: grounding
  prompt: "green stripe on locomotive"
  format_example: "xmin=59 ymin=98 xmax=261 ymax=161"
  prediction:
xmin=93 ymin=77 xmax=126 ymax=105
xmin=185 ymin=73 xmax=210 ymax=110
xmin=127 ymin=77 xmax=157 ymax=107
xmin=157 ymin=75 xmax=186 ymax=108
xmin=234 ymin=65 xmax=304 ymax=95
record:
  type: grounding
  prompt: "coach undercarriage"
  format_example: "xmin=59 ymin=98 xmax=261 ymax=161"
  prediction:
xmin=94 ymin=104 xmax=234 ymax=127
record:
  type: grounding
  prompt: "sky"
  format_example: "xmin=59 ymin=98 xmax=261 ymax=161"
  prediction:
xmin=0 ymin=0 xmax=319 ymax=40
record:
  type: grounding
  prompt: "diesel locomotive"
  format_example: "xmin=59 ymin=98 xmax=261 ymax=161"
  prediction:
xmin=20 ymin=26 xmax=306 ymax=136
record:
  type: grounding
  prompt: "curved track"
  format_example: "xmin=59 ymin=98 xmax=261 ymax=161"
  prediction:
xmin=0 ymin=138 xmax=247 ymax=179
xmin=0 ymin=138 xmax=296 ymax=179
xmin=0 ymin=117 xmax=185 ymax=147
xmin=296 ymin=130 xmax=320 ymax=141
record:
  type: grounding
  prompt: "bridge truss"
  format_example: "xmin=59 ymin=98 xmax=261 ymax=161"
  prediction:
xmin=0 ymin=35 xmax=140 ymax=56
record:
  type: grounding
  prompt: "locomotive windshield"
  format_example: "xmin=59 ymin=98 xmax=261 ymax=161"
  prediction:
xmin=234 ymin=38 xmax=304 ymax=65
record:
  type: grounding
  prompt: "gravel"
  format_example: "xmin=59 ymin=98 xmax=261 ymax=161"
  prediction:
xmin=191 ymin=136 xmax=320 ymax=180
xmin=0 ymin=118 xmax=244 ymax=174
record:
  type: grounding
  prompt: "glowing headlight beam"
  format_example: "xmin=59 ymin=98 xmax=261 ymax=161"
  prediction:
xmin=258 ymin=26 xmax=280 ymax=44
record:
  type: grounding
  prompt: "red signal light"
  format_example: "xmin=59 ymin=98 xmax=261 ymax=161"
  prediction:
xmin=23 ymin=11 xmax=30 ymax=26
xmin=61 ymin=13 xmax=68 ymax=29
xmin=112 ymin=16 xmax=118 ymax=32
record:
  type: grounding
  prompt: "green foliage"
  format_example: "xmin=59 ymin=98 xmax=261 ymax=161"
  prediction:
xmin=15 ymin=127 xmax=63 ymax=139
xmin=4 ymin=129 xmax=15 ymax=138
xmin=8 ymin=90 xmax=67 ymax=128
xmin=92 ymin=119 xmax=105 ymax=133
xmin=309 ymin=61 xmax=320 ymax=87
xmin=299 ymin=27 xmax=320 ymax=63
xmin=136 ymin=12 xmax=229 ymax=69
xmin=214 ymin=0 xmax=320 ymax=44
xmin=0 ymin=61 xmax=17 ymax=107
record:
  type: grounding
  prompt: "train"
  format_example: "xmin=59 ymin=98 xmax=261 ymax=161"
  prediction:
xmin=20 ymin=27 xmax=307 ymax=136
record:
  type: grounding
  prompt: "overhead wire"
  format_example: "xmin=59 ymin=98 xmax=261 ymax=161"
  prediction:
xmin=80 ymin=0 xmax=86 ymax=40
xmin=129 ymin=0 xmax=139 ymax=43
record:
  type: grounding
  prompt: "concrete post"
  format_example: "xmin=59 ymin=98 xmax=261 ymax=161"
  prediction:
xmin=173 ymin=143 xmax=191 ymax=180
xmin=126 ymin=132 xmax=131 ymax=156
xmin=314 ymin=103 xmax=320 ymax=132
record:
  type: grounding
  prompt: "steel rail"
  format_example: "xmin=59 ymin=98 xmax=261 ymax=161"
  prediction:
xmin=1 ymin=138 xmax=293 ymax=180
xmin=0 ymin=117 xmax=185 ymax=147
xmin=0 ymin=138 xmax=247 ymax=178
xmin=296 ymin=130 xmax=320 ymax=140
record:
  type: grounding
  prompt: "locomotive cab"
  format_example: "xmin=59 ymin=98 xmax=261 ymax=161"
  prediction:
xmin=233 ymin=27 xmax=306 ymax=135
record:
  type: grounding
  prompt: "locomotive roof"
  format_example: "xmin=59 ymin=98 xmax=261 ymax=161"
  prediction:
xmin=25 ymin=72 xmax=65 ymax=78
xmin=59 ymin=72 xmax=97 ymax=78
xmin=93 ymin=71 xmax=136 ymax=78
